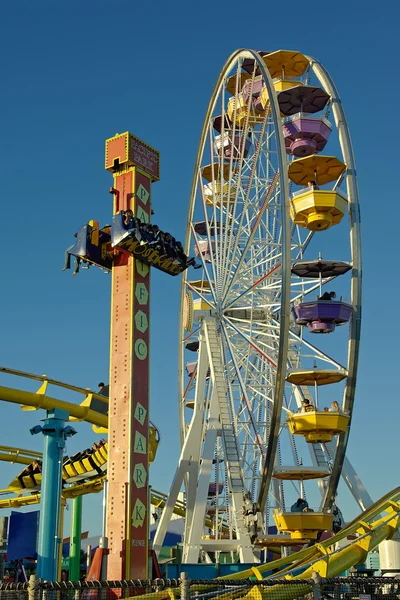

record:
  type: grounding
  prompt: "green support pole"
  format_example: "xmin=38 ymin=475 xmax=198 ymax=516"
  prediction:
xmin=69 ymin=496 xmax=83 ymax=581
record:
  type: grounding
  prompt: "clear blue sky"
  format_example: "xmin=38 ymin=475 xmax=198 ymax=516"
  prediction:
xmin=0 ymin=0 xmax=397 ymax=537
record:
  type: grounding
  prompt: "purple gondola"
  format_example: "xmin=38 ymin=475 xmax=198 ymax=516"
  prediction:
xmin=208 ymin=482 xmax=224 ymax=497
xmin=283 ymin=114 xmax=332 ymax=157
xmin=294 ymin=300 xmax=353 ymax=334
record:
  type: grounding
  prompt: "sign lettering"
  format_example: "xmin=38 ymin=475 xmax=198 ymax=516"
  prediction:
xmin=133 ymin=463 xmax=147 ymax=489
xmin=121 ymin=239 xmax=184 ymax=275
xmin=132 ymin=498 xmax=146 ymax=527
xmin=128 ymin=135 xmax=160 ymax=181
xmin=135 ymin=338 xmax=148 ymax=360
xmin=134 ymin=402 xmax=147 ymax=425
xmin=134 ymin=431 xmax=147 ymax=454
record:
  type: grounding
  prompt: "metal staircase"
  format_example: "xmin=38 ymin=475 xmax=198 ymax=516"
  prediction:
xmin=203 ymin=318 xmax=255 ymax=562
xmin=204 ymin=318 xmax=244 ymax=494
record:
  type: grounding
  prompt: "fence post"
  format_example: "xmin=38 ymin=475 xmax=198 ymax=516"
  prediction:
xmin=312 ymin=572 xmax=322 ymax=600
xmin=180 ymin=571 xmax=190 ymax=600
xmin=28 ymin=575 xmax=36 ymax=600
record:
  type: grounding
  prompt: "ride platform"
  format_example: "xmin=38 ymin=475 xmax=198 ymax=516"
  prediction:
xmin=283 ymin=114 xmax=332 ymax=157
xmin=67 ymin=221 xmax=113 ymax=270
xmin=242 ymin=75 xmax=265 ymax=112
xmin=214 ymin=130 xmax=251 ymax=160
xmin=189 ymin=280 xmax=213 ymax=294
xmin=111 ymin=213 xmax=187 ymax=276
xmin=204 ymin=180 xmax=236 ymax=206
xmin=294 ymin=299 xmax=353 ymax=333
xmin=274 ymin=509 xmax=333 ymax=540
xmin=272 ymin=466 xmax=330 ymax=480
xmin=287 ymin=411 xmax=350 ymax=443
xmin=225 ymin=72 xmax=252 ymax=95
xmin=290 ymin=188 xmax=348 ymax=231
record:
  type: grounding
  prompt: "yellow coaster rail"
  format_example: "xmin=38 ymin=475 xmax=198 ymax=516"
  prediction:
xmin=0 ymin=366 xmax=108 ymax=428
xmin=123 ymin=486 xmax=400 ymax=600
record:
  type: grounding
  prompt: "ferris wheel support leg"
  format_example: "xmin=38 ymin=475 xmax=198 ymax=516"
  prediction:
xmin=183 ymin=427 xmax=218 ymax=563
xmin=152 ymin=461 xmax=191 ymax=556
xmin=153 ymin=333 xmax=210 ymax=557
xmin=324 ymin=441 xmax=373 ymax=511
xmin=231 ymin=491 xmax=258 ymax=563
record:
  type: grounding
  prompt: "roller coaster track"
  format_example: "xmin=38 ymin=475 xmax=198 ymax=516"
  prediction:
xmin=0 ymin=366 xmax=108 ymax=429
xmin=0 ymin=447 xmax=226 ymax=535
xmin=2 ymin=365 xmax=398 ymax=582
xmin=0 ymin=367 xmax=228 ymax=531
xmin=0 ymin=446 xmax=42 ymax=465
xmin=120 ymin=486 xmax=400 ymax=600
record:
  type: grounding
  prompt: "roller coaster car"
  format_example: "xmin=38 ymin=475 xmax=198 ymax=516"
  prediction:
xmin=287 ymin=411 xmax=350 ymax=443
xmin=9 ymin=442 xmax=109 ymax=492
xmin=8 ymin=430 xmax=160 ymax=493
xmin=274 ymin=508 xmax=333 ymax=540
xmin=67 ymin=221 xmax=113 ymax=270
xmin=111 ymin=213 xmax=187 ymax=276
xmin=294 ymin=300 xmax=353 ymax=333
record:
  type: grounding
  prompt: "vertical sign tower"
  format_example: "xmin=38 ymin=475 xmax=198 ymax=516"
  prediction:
xmin=105 ymin=132 xmax=160 ymax=580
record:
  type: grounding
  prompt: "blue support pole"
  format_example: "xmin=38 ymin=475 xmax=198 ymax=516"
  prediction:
xmin=32 ymin=408 xmax=76 ymax=581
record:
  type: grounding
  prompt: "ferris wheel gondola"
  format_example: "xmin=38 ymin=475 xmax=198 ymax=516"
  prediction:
xmin=154 ymin=48 xmax=364 ymax=563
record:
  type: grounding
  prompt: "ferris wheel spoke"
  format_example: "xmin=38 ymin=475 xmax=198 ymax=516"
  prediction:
xmin=224 ymin=263 xmax=282 ymax=311
xmin=186 ymin=281 xmax=215 ymax=309
xmin=221 ymin=172 xmax=280 ymax=306
xmin=220 ymin=120 xmax=270 ymax=298
xmin=198 ymin=167 xmax=221 ymax=287
xmin=216 ymin=66 xmax=252 ymax=287
xmin=286 ymin=327 xmax=347 ymax=371
xmin=223 ymin=316 xmax=277 ymax=368
xmin=219 ymin=85 xmax=255 ymax=287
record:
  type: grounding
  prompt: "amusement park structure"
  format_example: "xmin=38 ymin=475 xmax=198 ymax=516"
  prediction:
xmin=0 ymin=47 xmax=399 ymax=585
xmin=153 ymin=48 xmax=369 ymax=562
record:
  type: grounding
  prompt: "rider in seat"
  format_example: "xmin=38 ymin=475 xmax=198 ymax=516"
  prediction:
xmin=123 ymin=210 xmax=141 ymax=241
xmin=319 ymin=291 xmax=336 ymax=301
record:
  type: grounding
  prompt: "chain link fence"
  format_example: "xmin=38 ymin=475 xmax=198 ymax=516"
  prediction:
xmin=0 ymin=576 xmax=398 ymax=600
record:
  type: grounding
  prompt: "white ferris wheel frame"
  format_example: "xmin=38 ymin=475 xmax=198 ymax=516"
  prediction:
xmin=154 ymin=49 xmax=368 ymax=563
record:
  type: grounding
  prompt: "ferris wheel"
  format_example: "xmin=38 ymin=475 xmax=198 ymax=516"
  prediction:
xmin=153 ymin=49 xmax=368 ymax=563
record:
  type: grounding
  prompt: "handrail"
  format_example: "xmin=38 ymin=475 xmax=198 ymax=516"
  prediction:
xmin=0 ymin=366 xmax=108 ymax=403
xmin=0 ymin=445 xmax=42 ymax=462
xmin=0 ymin=385 xmax=107 ymax=428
